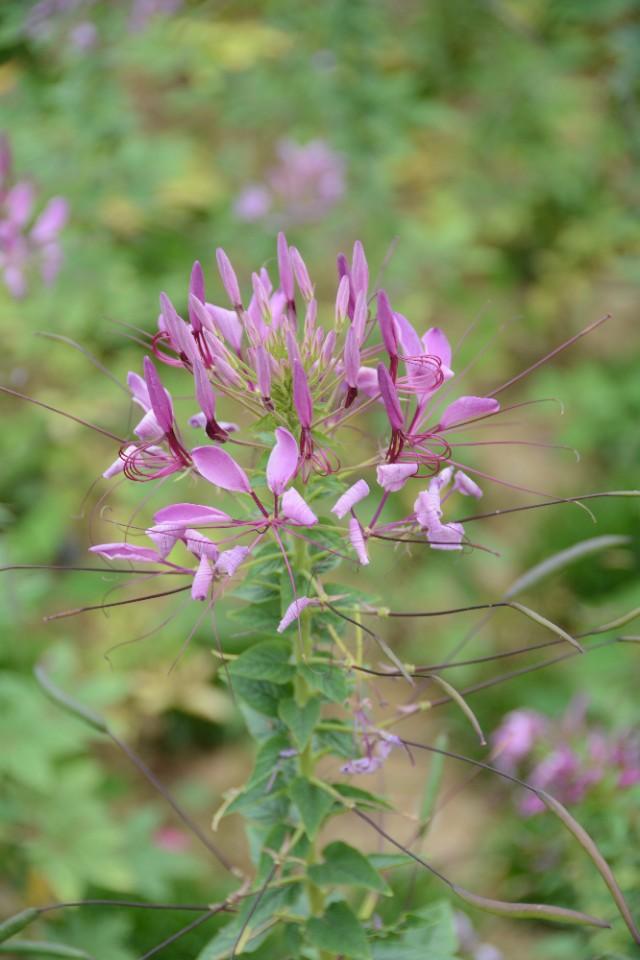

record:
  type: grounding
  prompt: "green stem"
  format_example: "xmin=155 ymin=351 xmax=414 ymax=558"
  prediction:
xmin=290 ymin=535 xmax=329 ymax=949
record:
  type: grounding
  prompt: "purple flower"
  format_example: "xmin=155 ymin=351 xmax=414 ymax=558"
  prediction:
xmin=0 ymin=134 xmax=68 ymax=297
xmin=492 ymin=709 xmax=547 ymax=772
xmin=234 ymin=139 xmax=345 ymax=225
xmin=331 ymin=479 xmax=370 ymax=519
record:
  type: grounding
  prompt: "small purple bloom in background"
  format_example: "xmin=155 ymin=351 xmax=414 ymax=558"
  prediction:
xmin=492 ymin=708 xmax=547 ymax=773
xmin=492 ymin=698 xmax=640 ymax=814
xmin=23 ymin=0 xmax=182 ymax=49
xmin=0 ymin=133 xmax=68 ymax=298
xmin=153 ymin=826 xmax=189 ymax=853
xmin=234 ymin=139 xmax=345 ymax=225
xmin=128 ymin=0 xmax=183 ymax=32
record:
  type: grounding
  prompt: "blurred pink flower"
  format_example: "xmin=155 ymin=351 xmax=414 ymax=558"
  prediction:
xmin=0 ymin=133 xmax=68 ymax=298
xmin=234 ymin=139 xmax=345 ymax=225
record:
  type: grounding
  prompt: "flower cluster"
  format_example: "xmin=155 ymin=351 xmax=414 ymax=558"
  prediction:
xmin=23 ymin=0 xmax=182 ymax=50
xmin=493 ymin=698 xmax=640 ymax=814
xmin=0 ymin=134 xmax=68 ymax=298
xmin=234 ymin=139 xmax=346 ymax=225
xmin=92 ymin=233 xmax=503 ymax=614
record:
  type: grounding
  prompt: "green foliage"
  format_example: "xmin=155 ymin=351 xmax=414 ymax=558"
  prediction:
xmin=371 ymin=901 xmax=460 ymax=959
xmin=278 ymin=696 xmax=321 ymax=751
xmin=1 ymin=0 xmax=639 ymax=956
xmin=306 ymin=901 xmax=372 ymax=960
xmin=308 ymin=842 xmax=392 ymax=895
xmin=289 ymin=777 xmax=335 ymax=839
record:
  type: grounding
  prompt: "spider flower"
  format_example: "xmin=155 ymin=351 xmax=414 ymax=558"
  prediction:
xmin=0 ymin=133 xmax=67 ymax=297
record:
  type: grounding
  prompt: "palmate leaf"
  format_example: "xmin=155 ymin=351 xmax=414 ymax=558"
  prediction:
xmin=277 ymin=696 xmax=321 ymax=750
xmin=289 ymin=776 xmax=334 ymax=838
xmin=308 ymin=841 xmax=392 ymax=895
xmin=298 ymin=661 xmax=351 ymax=703
xmin=197 ymin=886 xmax=299 ymax=960
xmin=371 ymin=901 xmax=461 ymax=959
xmin=306 ymin=902 xmax=371 ymax=960
xmin=228 ymin=642 xmax=294 ymax=684
xmin=229 ymin=676 xmax=291 ymax=717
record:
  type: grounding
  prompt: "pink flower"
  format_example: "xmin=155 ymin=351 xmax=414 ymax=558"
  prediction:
xmin=331 ymin=479 xmax=370 ymax=519
xmin=234 ymin=139 xmax=345 ymax=225
xmin=0 ymin=135 xmax=68 ymax=298
xmin=493 ymin=709 xmax=547 ymax=772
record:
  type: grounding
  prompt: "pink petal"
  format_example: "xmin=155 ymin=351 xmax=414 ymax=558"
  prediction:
xmin=349 ymin=517 xmax=369 ymax=565
xmin=102 ymin=445 xmax=135 ymax=479
xmin=216 ymin=247 xmax=242 ymax=308
xmin=453 ymin=470 xmax=483 ymax=499
xmin=377 ymin=363 xmax=404 ymax=431
xmin=192 ymin=446 xmax=251 ymax=494
xmin=146 ymin=523 xmax=180 ymax=559
xmin=206 ymin=304 xmax=243 ymax=354
xmin=280 ymin=488 xmax=318 ymax=526
xmin=184 ymin=528 xmax=219 ymax=560
xmin=143 ymin=356 xmax=174 ymax=433
xmin=341 ymin=756 xmax=382 ymax=775
xmin=331 ymin=479 xmax=370 ymax=519
xmin=31 ymin=197 xmax=68 ymax=244
xmin=127 ymin=371 xmax=150 ymax=410
xmin=193 ymin=356 xmax=216 ymax=422
xmin=153 ymin=503 xmax=231 ymax=526
xmin=376 ymin=463 xmax=418 ymax=493
xmin=133 ymin=409 xmax=163 ymax=441
xmin=159 ymin=293 xmax=196 ymax=362
xmin=6 ymin=181 xmax=35 ymax=227
xmin=422 ymin=327 xmax=452 ymax=369
xmin=277 ymin=231 xmax=294 ymax=302
xmin=89 ymin=543 xmax=162 ymax=563
xmin=394 ymin=312 xmax=422 ymax=360
xmin=438 ymin=396 xmax=499 ymax=430
xmin=277 ymin=596 xmax=316 ymax=633
xmin=356 ymin=366 xmax=380 ymax=398
xmin=427 ymin=521 xmax=465 ymax=551
xmin=335 ymin=274 xmax=350 ymax=323
xmin=266 ymin=427 xmax=299 ymax=495
xmin=351 ymin=240 xmax=368 ymax=298
xmin=292 ymin=359 xmax=312 ymax=428
xmin=290 ymin=246 xmax=314 ymax=300
xmin=216 ymin=546 xmax=249 ymax=576
xmin=430 ymin=466 xmax=454 ymax=492
xmin=414 ymin=489 xmax=441 ymax=529
xmin=377 ymin=290 xmax=398 ymax=359
xmin=191 ymin=555 xmax=214 ymax=601
xmin=343 ymin=326 xmax=360 ymax=388
xmin=3 ymin=264 xmax=27 ymax=298
xmin=352 ymin=291 xmax=367 ymax=343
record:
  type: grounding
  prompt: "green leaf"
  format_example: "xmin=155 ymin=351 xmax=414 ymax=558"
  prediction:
xmin=0 ymin=942 xmax=94 ymax=958
xmin=278 ymin=697 xmax=320 ymax=750
xmin=0 ymin=910 xmax=39 ymax=944
xmin=309 ymin=841 xmax=392 ymax=895
xmin=368 ymin=853 xmax=414 ymax=871
xmin=246 ymin=735 xmax=291 ymax=790
xmin=225 ymin=786 xmax=289 ymax=826
xmin=316 ymin=728 xmax=355 ymax=758
xmin=306 ymin=902 xmax=372 ymax=960
xmin=331 ymin=783 xmax=394 ymax=811
xmin=197 ymin=886 xmax=297 ymax=959
xmin=289 ymin=777 xmax=334 ymax=838
xmin=298 ymin=662 xmax=350 ymax=703
xmin=229 ymin=642 xmax=294 ymax=684
xmin=372 ymin=901 xmax=460 ymax=959
xmin=230 ymin=676 xmax=289 ymax=717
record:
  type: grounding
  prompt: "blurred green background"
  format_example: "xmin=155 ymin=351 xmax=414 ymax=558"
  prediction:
xmin=1 ymin=2 xmax=639 ymax=958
